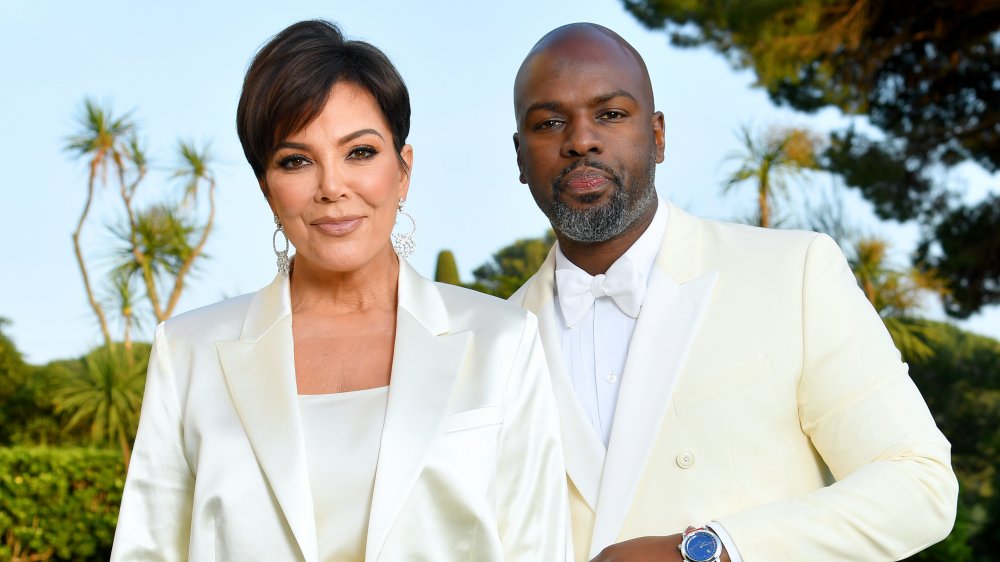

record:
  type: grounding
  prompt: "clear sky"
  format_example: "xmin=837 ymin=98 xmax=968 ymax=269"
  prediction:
xmin=2 ymin=0 xmax=997 ymax=363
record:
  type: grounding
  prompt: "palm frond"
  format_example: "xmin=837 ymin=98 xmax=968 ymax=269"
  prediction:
xmin=172 ymin=140 xmax=214 ymax=207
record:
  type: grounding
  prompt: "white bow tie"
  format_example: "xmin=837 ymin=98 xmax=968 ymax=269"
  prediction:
xmin=555 ymin=258 xmax=646 ymax=327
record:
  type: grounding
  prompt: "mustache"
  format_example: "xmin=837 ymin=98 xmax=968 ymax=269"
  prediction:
xmin=552 ymin=159 xmax=623 ymax=192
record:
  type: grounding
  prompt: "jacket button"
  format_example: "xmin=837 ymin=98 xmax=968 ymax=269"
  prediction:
xmin=676 ymin=451 xmax=695 ymax=469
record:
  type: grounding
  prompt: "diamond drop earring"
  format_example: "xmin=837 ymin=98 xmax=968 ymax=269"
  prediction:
xmin=391 ymin=199 xmax=416 ymax=259
xmin=272 ymin=214 xmax=290 ymax=277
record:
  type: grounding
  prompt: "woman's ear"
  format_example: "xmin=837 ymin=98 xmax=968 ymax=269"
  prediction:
xmin=398 ymin=144 xmax=414 ymax=201
xmin=259 ymin=178 xmax=276 ymax=216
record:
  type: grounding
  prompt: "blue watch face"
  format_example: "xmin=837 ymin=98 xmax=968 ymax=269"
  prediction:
xmin=685 ymin=531 xmax=719 ymax=561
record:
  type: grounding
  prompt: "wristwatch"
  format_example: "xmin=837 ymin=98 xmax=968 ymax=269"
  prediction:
xmin=678 ymin=526 xmax=722 ymax=562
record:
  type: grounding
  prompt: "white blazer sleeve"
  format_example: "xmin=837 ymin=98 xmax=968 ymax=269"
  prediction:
xmin=496 ymin=313 xmax=570 ymax=561
xmin=111 ymin=323 xmax=194 ymax=561
xmin=715 ymin=234 xmax=958 ymax=560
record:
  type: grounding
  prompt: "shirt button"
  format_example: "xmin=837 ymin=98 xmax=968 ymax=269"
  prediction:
xmin=606 ymin=372 xmax=618 ymax=384
xmin=676 ymin=451 xmax=695 ymax=469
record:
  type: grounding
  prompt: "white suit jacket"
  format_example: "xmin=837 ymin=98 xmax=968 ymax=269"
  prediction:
xmin=112 ymin=261 xmax=567 ymax=561
xmin=510 ymin=201 xmax=958 ymax=561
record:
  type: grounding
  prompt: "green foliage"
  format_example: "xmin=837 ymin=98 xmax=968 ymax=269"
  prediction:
xmin=51 ymin=346 xmax=146 ymax=459
xmin=908 ymin=322 xmax=1000 ymax=559
xmin=848 ymin=237 xmax=949 ymax=363
xmin=434 ymin=250 xmax=461 ymax=285
xmin=915 ymin=195 xmax=1000 ymax=319
xmin=0 ymin=447 xmax=123 ymax=561
xmin=622 ymin=0 xmax=1000 ymax=316
xmin=466 ymin=232 xmax=555 ymax=299
xmin=112 ymin=204 xmax=201 ymax=280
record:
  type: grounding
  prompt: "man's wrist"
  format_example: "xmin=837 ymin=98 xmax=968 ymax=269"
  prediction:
xmin=678 ymin=526 xmax=724 ymax=562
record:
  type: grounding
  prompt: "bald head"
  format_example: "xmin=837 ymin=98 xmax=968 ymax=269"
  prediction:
xmin=514 ymin=23 xmax=654 ymax=116
xmin=511 ymin=23 xmax=665 ymax=255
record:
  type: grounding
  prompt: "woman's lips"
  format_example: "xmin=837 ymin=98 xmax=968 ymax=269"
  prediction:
xmin=312 ymin=217 xmax=363 ymax=236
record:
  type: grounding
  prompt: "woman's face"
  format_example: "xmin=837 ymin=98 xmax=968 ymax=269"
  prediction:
xmin=262 ymin=81 xmax=412 ymax=274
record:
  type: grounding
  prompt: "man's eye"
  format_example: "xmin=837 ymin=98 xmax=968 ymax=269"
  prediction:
xmin=602 ymin=111 xmax=626 ymax=120
xmin=536 ymin=119 xmax=563 ymax=130
xmin=278 ymin=155 xmax=309 ymax=169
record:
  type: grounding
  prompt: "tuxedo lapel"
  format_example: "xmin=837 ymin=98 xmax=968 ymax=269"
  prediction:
xmin=515 ymin=250 xmax=605 ymax=511
xmin=365 ymin=262 xmax=471 ymax=561
xmin=589 ymin=203 xmax=718 ymax=556
xmin=215 ymin=275 xmax=318 ymax=562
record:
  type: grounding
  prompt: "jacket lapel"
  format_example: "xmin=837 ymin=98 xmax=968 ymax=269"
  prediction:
xmin=215 ymin=275 xmax=318 ymax=562
xmin=514 ymin=250 xmax=606 ymax=512
xmin=588 ymin=203 xmax=718 ymax=557
xmin=365 ymin=261 xmax=471 ymax=561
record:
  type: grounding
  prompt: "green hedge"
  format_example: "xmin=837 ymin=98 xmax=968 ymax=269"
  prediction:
xmin=0 ymin=447 xmax=123 ymax=561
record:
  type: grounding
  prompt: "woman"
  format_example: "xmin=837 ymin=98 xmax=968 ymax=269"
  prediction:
xmin=111 ymin=20 xmax=567 ymax=561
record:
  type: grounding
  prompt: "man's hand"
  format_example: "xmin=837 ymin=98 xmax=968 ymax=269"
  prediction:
xmin=589 ymin=534 xmax=683 ymax=562
xmin=589 ymin=533 xmax=731 ymax=562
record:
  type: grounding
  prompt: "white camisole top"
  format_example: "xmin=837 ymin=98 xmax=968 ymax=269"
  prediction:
xmin=298 ymin=385 xmax=389 ymax=562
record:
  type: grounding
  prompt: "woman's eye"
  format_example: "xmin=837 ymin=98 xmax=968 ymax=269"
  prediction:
xmin=347 ymin=145 xmax=377 ymax=160
xmin=278 ymin=155 xmax=309 ymax=169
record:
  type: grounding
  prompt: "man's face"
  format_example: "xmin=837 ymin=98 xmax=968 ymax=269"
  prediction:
xmin=513 ymin=32 xmax=665 ymax=243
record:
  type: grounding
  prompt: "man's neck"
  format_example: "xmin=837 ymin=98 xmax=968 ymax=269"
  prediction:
xmin=556 ymin=204 xmax=657 ymax=276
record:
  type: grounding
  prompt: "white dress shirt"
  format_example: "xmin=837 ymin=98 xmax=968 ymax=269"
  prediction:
xmin=551 ymin=201 xmax=743 ymax=562
xmin=554 ymin=203 xmax=667 ymax=448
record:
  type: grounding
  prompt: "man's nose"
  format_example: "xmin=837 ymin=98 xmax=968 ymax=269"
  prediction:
xmin=561 ymin=120 xmax=603 ymax=157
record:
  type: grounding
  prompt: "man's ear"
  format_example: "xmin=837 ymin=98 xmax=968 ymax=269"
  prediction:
xmin=652 ymin=111 xmax=666 ymax=163
xmin=513 ymin=132 xmax=527 ymax=184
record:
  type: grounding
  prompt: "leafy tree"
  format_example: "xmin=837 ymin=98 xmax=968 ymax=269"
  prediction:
xmin=622 ymin=0 xmax=1000 ymax=316
xmin=0 ymin=318 xmax=30 ymax=444
xmin=915 ymin=194 xmax=1000 ymax=318
xmin=434 ymin=250 xmax=462 ymax=285
xmin=723 ymin=125 xmax=819 ymax=228
xmin=65 ymin=99 xmax=134 ymax=348
xmin=467 ymin=231 xmax=555 ymax=299
xmin=907 ymin=322 xmax=1000 ymax=559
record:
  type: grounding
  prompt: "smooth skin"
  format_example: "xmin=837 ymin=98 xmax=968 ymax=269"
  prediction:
xmin=261 ymin=81 xmax=413 ymax=395
xmin=512 ymin=24 xmax=729 ymax=562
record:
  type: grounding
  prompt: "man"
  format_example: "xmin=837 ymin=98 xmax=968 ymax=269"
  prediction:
xmin=509 ymin=23 xmax=958 ymax=562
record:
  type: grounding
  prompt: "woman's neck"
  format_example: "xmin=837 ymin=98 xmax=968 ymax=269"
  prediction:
xmin=288 ymin=248 xmax=399 ymax=315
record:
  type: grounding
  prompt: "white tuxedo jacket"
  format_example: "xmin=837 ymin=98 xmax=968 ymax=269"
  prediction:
xmin=112 ymin=261 xmax=567 ymax=561
xmin=510 ymin=202 xmax=958 ymax=561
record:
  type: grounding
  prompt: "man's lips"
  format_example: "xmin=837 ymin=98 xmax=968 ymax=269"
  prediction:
xmin=561 ymin=168 xmax=611 ymax=192
xmin=311 ymin=216 xmax=364 ymax=236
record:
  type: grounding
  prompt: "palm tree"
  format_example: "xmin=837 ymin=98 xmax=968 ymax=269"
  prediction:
xmin=723 ymin=125 xmax=819 ymax=228
xmin=52 ymin=345 xmax=145 ymax=468
xmin=104 ymin=268 xmax=143 ymax=357
xmin=111 ymin=204 xmax=200 ymax=321
xmin=850 ymin=237 xmax=948 ymax=363
xmin=162 ymin=140 xmax=216 ymax=320
xmin=65 ymin=98 xmax=134 ymax=347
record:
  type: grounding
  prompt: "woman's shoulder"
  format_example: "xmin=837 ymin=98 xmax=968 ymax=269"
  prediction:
xmin=159 ymin=291 xmax=258 ymax=344
xmin=434 ymin=282 xmax=535 ymax=334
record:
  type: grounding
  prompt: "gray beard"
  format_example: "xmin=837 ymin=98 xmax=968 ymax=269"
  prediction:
xmin=548 ymin=159 xmax=657 ymax=243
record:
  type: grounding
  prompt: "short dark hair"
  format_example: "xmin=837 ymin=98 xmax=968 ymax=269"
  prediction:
xmin=236 ymin=20 xmax=411 ymax=179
